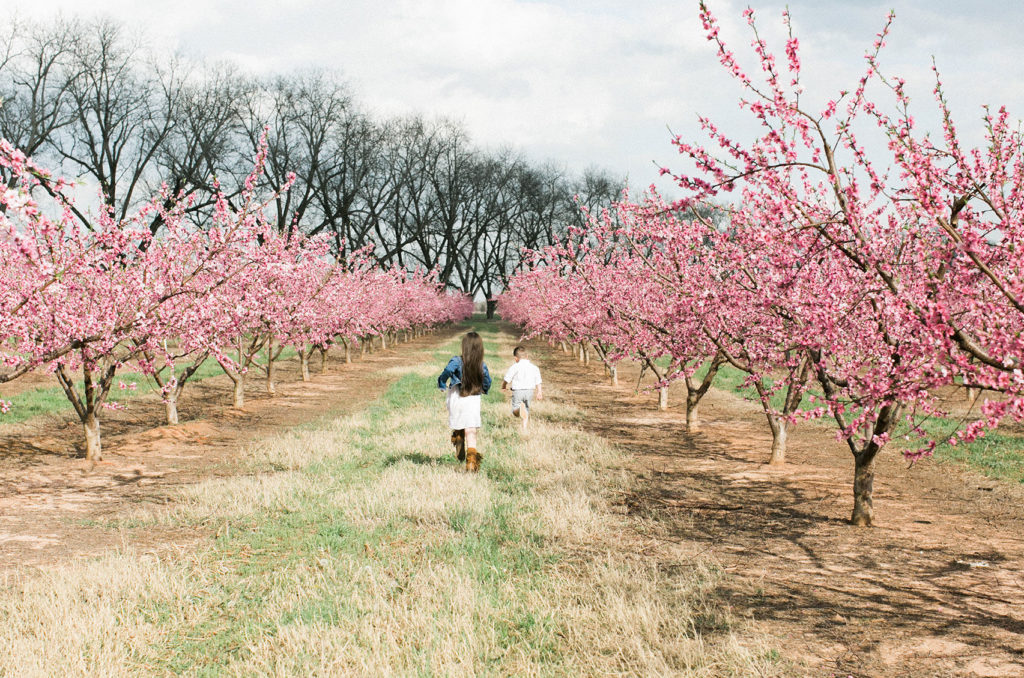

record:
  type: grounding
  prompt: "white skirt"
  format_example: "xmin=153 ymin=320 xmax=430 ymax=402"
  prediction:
xmin=446 ymin=386 xmax=482 ymax=429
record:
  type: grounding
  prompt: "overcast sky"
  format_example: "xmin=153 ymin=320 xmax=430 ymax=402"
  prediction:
xmin=9 ymin=0 xmax=1024 ymax=195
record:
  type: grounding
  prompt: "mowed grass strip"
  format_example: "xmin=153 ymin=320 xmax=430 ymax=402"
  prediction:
xmin=0 ymin=321 xmax=784 ymax=677
xmin=688 ymin=360 xmax=1024 ymax=485
xmin=0 ymin=347 xmax=299 ymax=427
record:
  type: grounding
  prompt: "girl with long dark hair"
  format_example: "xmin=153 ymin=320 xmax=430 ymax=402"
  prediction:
xmin=437 ymin=331 xmax=491 ymax=471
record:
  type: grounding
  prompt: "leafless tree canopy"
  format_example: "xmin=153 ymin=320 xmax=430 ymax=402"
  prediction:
xmin=0 ymin=17 xmax=624 ymax=304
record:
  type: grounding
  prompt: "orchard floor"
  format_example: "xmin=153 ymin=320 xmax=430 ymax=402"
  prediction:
xmin=531 ymin=335 xmax=1024 ymax=678
xmin=0 ymin=328 xmax=459 ymax=572
xmin=3 ymin=321 xmax=1023 ymax=676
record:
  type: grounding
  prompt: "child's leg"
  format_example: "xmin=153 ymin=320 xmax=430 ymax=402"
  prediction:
xmin=465 ymin=427 xmax=481 ymax=471
xmin=512 ymin=390 xmax=533 ymax=431
xmin=511 ymin=390 xmax=525 ymax=420
xmin=451 ymin=429 xmax=466 ymax=461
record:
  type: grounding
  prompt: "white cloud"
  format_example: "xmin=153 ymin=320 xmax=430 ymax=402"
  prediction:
xmin=7 ymin=0 xmax=1024 ymax=198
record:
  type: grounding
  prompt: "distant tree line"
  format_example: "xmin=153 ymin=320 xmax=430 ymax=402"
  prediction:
xmin=0 ymin=16 xmax=624 ymax=305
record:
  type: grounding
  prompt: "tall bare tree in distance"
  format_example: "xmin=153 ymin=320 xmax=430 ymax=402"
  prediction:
xmin=0 ymin=14 xmax=626 ymax=301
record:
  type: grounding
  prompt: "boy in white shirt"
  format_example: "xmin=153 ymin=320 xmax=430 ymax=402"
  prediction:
xmin=501 ymin=346 xmax=543 ymax=431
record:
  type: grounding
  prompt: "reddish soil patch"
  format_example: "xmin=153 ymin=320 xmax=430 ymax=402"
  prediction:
xmin=533 ymin=342 xmax=1024 ymax=678
xmin=0 ymin=330 xmax=457 ymax=572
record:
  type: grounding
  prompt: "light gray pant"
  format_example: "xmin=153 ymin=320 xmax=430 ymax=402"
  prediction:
xmin=511 ymin=388 xmax=534 ymax=412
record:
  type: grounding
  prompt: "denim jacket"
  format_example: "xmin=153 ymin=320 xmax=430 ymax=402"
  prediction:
xmin=438 ymin=356 xmax=491 ymax=394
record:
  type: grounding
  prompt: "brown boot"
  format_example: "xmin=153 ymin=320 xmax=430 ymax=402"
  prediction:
xmin=465 ymin=447 xmax=481 ymax=472
xmin=451 ymin=430 xmax=466 ymax=461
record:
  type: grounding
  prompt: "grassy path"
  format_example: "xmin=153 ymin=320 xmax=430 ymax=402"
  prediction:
xmin=0 ymin=319 xmax=781 ymax=677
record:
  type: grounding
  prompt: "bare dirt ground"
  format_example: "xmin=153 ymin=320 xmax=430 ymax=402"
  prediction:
xmin=532 ymin=340 xmax=1024 ymax=678
xmin=0 ymin=329 xmax=456 ymax=572
xmin=5 ymin=323 xmax=1023 ymax=677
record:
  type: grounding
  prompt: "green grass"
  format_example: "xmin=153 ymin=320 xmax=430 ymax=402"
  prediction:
xmin=898 ymin=413 xmax=1024 ymax=484
xmin=934 ymin=432 xmax=1024 ymax=483
xmin=0 ymin=346 xmax=298 ymax=426
xmin=159 ymin=337 xmax=555 ymax=672
xmin=0 ymin=385 xmax=76 ymax=424
xmin=687 ymin=358 xmax=1024 ymax=484
xmin=691 ymin=361 xmax=821 ymax=414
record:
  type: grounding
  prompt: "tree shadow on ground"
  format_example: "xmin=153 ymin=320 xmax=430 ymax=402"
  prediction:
xmin=531 ymin=338 xmax=1024 ymax=678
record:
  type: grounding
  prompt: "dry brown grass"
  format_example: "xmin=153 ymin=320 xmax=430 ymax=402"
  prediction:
xmin=0 ymin=553 xmax=181 ymax=677
xmin=0 ymin=325 xmax=787 ymax=676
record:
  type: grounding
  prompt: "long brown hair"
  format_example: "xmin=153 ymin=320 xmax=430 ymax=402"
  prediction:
xmin=460 ymin=332 xmax=485 ymax=396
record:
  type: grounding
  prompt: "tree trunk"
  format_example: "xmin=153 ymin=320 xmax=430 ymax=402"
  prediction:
xmin=218 ymin=356 xmax=246 ymax=409
xmin=300 ymin=350 xmax=311 ymax=382
xmin=263 ymin=338 xmax=278 ymax=396
xmin=266 ymin=359 xmax=276 ymax=395
xmin=560 ymin=341 xmax=567 ymax=353
xmin=84 ymin=412 xmax=102 ymax=461
xmin=851 ymin=451 xmax=876 ymax=526
xmin=966 ymin=386 xmax=980 ymax=403
xmin=583 ymin=344 xmax=590 ymax=365
xmin=755 ymin=381 xmax=788 ymax=465
xmin=344 ymin=341 xmax=351 ymax=364
xmin=165 ymin=391 xmax=180 ymax=426
xmin=321 ymin=346 xmax=331 ymax=373
xmin=233 ymin=376 xmax=245 ymax=409
xmin=682 ymin=354 xmax=725 ymax=433
xmin=684 ymin=394 xmax=699 ymax=431
xmin=610 ymin=364 xmax=618 ymax=387
xmin=658 ymin=386 xmax=668 ymax=411
xmin=768 ymin=420 xmax=787 ymax=465
xmin=380 ymin=333 xmax=387 ymax=350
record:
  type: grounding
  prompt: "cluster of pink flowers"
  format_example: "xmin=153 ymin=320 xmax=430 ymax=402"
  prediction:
xmin=0 ymin=133 xmax=471 ymax=459
xmin=501 ymin=4 xmax=1024 ymax=526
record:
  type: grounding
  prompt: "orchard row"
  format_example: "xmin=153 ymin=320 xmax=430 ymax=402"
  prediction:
xmin=499 ymin=5 xmax=1024 ymax=526
xmin=0 ymin=134 xmax=472 ymax=460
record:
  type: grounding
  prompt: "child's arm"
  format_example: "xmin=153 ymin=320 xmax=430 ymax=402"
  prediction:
xmin=502 ymin=364 xmax=516 ymax=390
xmin=536 ymin=382 xmax=543 ymax=400
xmin=437 ymin=357 xmax=459 ymax=391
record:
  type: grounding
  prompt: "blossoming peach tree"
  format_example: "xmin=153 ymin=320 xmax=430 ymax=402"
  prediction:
xmin=0 ymin=135 xmax=472 ymax=460
xmin=502 ymin=3 xmax=1024 ymax=526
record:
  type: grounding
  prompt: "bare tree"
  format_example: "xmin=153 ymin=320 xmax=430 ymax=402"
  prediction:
xmin=48 ymin=19 xmax=178 ymax=224
xmin=0 ymin=18 xmax=81 ymax=186
xmin=309 ymin=110 xmax=381 ymax=256
xmin=237 ymin=71 xmax=351 ymax=237
xmin=1 ymin=13 xmax=628 ymax=297
xmin=147 ymin=62 xmax=250 ymax=233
